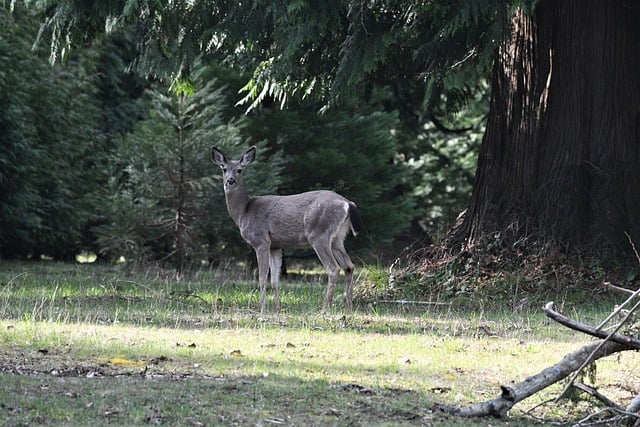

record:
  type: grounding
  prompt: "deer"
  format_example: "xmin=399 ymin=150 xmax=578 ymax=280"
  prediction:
xmin=211 ymin=146 xmax=362 ymax=314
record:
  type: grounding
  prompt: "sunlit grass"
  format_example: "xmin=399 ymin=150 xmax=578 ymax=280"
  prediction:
xmin=0 ymin=260 xmax=638 ymax=426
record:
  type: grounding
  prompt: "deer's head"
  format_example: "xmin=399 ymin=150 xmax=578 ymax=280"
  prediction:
xmin=211 ymin=146 xmax=256 ymax=194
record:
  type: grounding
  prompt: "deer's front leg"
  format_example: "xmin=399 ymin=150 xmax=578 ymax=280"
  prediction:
xmin=254 ymin=246 xmax=270 ymax=314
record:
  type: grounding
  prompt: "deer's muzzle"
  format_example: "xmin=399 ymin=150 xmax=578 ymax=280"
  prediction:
xmin=226 ymin=177 xmax=237 ymax=186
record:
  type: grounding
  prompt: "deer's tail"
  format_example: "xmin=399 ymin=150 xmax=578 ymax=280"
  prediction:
xmin=348 ymin=202 xmax=364 ymax=236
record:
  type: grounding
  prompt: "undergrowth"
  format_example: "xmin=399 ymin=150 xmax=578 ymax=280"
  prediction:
xmin=356 ymin=240 xmax=634 ymax=313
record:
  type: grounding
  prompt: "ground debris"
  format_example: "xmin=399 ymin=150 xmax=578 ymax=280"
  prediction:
xmin=339 ymin=383 xmax=377 ymax=395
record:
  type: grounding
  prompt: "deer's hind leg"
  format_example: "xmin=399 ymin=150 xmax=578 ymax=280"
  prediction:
xmin=331 ymin=239 xmax=355 ymax=313
xmin=309 ymin=237 xmax=341 ymax=312
xmin=269 ymin=248 xmax=283 ymax=312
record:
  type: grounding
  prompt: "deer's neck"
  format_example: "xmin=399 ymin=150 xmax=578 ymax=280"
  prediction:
xmin=225 ymin=187 xmax=250 ymax=225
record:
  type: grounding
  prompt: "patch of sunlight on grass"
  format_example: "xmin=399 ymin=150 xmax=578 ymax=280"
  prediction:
xmin=0 ymin=317 xmax=594 ymax=401
xmin=0 ymin=260 xmax=637 ymax=426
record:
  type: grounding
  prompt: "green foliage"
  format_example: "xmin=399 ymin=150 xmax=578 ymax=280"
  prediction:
xmin=0 ymin=6 xmax=107 ymax=259
xmin=94 ymin=24 xmax=147 ymax=139
xmin=29 ymin=0 xmax=535 ymax=115
xmin=6 ymin=0 xmax=500 ymax=262
xmin=409 ymin=89 xmax=488 ymax=234
xmin=96 ymin=64 xmax=284 ymax=268
xmin=249 ymin=102 xmax=415 ymax=257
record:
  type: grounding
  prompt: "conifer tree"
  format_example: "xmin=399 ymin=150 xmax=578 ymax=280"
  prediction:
xmin=96 ymin=65 xmax=283 ymax=271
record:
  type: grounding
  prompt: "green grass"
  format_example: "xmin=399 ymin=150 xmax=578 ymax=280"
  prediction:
xmin=0 ymin=260 xmax=637 ymax=426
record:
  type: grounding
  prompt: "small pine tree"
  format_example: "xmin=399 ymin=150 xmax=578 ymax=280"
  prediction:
xmin=96 ymin=65 xmax=283 ymax=271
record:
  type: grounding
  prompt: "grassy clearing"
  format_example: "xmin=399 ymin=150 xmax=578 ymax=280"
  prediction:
xmin=0 ymin=261 xmax=638 ymax=426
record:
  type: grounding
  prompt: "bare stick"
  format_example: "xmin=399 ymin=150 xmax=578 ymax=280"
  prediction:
xmin=596 ymin=284 xmax=640 ymax=330
xmin=606 ymin=282 xmax=638 ymax=297
xmin=626 ymin=231 xmax=640 ymax=264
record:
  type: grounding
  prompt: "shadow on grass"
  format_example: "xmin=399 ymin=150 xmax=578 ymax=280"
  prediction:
xmin=0 ymin=259 xmax=592 ymax=342
xmin=0 ymin=261 xmax=621 ymax=426
xmin=2 ymin=340 xmax=546 ymax=427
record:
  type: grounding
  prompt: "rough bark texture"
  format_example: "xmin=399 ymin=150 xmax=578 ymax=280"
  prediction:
xmin=450 ymin=0 xmax=640 ymax=253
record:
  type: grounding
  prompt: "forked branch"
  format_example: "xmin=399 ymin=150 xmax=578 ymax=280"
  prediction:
xmin=438 ymin=340 xmax=629 ymax=418
xmin=438 ymin=302 xmax=638 ymax=419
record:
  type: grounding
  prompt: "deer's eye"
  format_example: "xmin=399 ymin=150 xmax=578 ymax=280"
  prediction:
xmin=236 ymin=169 xmax=242 ymax=174
xmin=222 ymin=168 xmax=227 ymax=173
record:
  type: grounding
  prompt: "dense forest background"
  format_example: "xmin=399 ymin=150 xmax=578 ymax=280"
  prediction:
xmin=0 ymin=4 xmax=481 ymax=268
xmin=3 ymin=0 xmax=640 ymax=281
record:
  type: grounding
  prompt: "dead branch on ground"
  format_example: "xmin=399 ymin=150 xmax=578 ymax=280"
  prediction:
xmin=437 ymin=300 xmax=640 ymax=421
xmin=437 ymin=340 xmax=629 ymax=418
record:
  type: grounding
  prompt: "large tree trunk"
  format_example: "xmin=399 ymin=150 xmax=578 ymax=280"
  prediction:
xmin=450 ymin=0 xmax=640 ymax=254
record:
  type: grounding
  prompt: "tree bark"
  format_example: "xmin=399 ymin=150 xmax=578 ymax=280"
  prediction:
xmin=449 ymin=0 xmax=640 ymax=254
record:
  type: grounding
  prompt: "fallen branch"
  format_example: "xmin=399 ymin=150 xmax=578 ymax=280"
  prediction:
xmin=437 ymin=340 xmax=629 ymax=418
xmin=542 ymin=302 xmax=640 ymax=349
xmin=545 ymin=300 xmax=640 ymax=401
xmin=627 ymin=394 xmax=640 ymax=413
xmin=438 ymin=302 xmax=638 ymax=419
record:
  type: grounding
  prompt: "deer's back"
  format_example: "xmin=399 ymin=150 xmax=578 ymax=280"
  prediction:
xmin=239 ymin=190 xmax=350 ymax=248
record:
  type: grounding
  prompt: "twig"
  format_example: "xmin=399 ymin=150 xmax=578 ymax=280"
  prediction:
xmin=626 ymin=231 xmax=640 ymax=264
xmin=572 ymin=382 xmax=623 ymax=410
xmin=522 ymin=397 xmax=556 ymax=416
xmin=605 ymin=282 xmax=638 ymax=297
xmin=578 ymin=406 xmax=640 ymax=425
xmin=114 ymin=280 xmax=154 ymax=293
xmin=543 ymin=302 xmax=640 ymax=349
xmin=170 ymin=291 xmax=209 ymax=304
xmin=596 ymin=284 xmax=640 ymax=330
xmin=573 ymin=408 xmax=625 ymax=426
xmin=4 ymin=272 xmax=28 ymax=288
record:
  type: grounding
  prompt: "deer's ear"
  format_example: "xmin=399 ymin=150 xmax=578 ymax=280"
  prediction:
xmin=240 ymin=146 xmax=256 ymax=167
xmin=211 ymin=146 xmax=227 ymax=167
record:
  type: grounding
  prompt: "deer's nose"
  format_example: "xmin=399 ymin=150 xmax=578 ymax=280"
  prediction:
xmin=226 ymin=177 xmax=237 ymax=186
